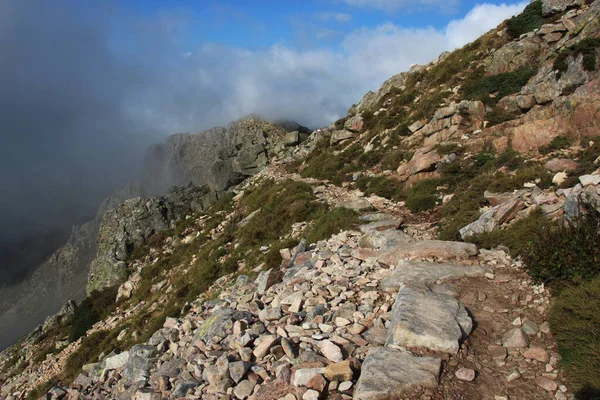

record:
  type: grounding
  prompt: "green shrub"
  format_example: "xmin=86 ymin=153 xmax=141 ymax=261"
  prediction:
xmin=435 ymin=143 xmax=463 ymax=156
xmin=554 ymin=38 xmax=600 ymax=77
xmin=550 ymin=276 xmax=600 ymax=396
xmin=465 ymin=209 xmax=549 ymax=256
xmin=333 ymin=117 xmax=347 ymax=130
xmin=539 ymin=135 xmax=574 ymax=154
xmin=486 ymin=164 xmax=553 ymax=192
xmin=305 ymin=207 xmax=359 ymax=244
xmin=299 ymin=143 xmax=363 ymax=184
xmin=405 ymin=179 xmax=441 ymax=213
xmin=239 ymin=180 xmax=323 ymax=246
xmin=69 ymin=286 xmax=119 ymax=342
xmin=462 ymin=67 xmax=538 ymax=105
xmin=506 ymin=0 xmax=544 ymax=38
xmin=438 ymin=173 xmax=494 ymax=240
xmin=486 ymin=107 xmax=520 ymax=126
xmin=27 ymin=379 xmax=56 ymax=400
xmin=522 ymin=213 xmax=600 ymax=285
xmin=356 ymin=176 xmax=405 ymax=201
xmin=381 ymin=150 xmax=407 ymax=170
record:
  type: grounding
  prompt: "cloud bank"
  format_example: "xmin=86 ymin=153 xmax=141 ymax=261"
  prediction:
xmin=0 ymin=0 xmax=525 ymax=284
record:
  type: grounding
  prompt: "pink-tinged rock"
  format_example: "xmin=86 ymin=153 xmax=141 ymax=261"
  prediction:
xmin=502 ymin=328 xmax=529 ymax=349
xmin=351 ymin=248 xmax=379 ymax=262
xmin=545 ymin=158 xmax=578 ymax=172
xmin=378 ymin=240 xmax=478 ymax=266
xmin=319 ymin=340 xmax=343 ymax=362
xmin=397 ymin=147 xmax=441 ymax=181
xmin=455 ymin=368 xmax=476 ymax=381
xmin=535 ymin=376 xmax=558 ymax=391
xmin=523 ymin=347 xmax=550 ymax=362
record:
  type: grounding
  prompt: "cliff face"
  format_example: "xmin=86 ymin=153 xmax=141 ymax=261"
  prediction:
xmin=0 ymin=118 xmax=300 ymax=350
xmin=141 ymin=119 xmax=289 ymax=194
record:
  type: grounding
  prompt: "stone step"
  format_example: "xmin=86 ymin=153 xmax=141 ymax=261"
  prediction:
xmin=380 ymin=260 xmax=492 ymax=292
xmin=358 ymin=219 xmax=403 ymax=233
xmin=353 ymin=347 xmax=441 ymax=400
xmin=378 ymin=240 xmax=478 ymax=266
xmin=358 ymin=229 xmax=412 ymax=252
xmin=386 ymin=286 xmax=472 ymax=354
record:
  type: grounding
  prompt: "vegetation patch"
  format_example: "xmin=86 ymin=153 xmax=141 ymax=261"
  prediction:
xmin=405 ymin=179 xmax=441 ymax=213
xmin=539 ymin=135 xmax=574 ymax=154
xmin=438 ymin=150 xmax=529 ymax=240
xmin=559 ymin=138 xmax=600 ymax=188
xmin=297 ymin=139 xmax=364 ymax=184
xmin=506 ymin=0 xmax=545 ymax=39
xmin=550 ymin=275 xmax=600 ymax=396
xmin=554 ymin=38 xmax=600 ymax=77
xmin=522 ymin=213 xmax=600 ymax=286
xmin=426 ymin=31 xmax=507 ymax=88
xmin=69 ymin=286 xmax=119 ymax=342
xmin=465 ymin=209 xmax=549 ymax=256
xmin=355 ymin=176 xmax=405 ymax=201
xmin=461 ymin=66 xmax=538 ymax=105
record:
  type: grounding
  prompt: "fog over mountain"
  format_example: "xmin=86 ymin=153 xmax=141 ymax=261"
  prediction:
xmin=0 ymin=0 xmax=523 ymax=286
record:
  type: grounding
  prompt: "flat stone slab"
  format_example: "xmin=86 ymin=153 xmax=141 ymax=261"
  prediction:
xmin=353 ymin=347 xmax=441 ymax=400
xmin=378 ymin=240 xmax=478 ymax=266
xmin=358 ymin=230 xmax=412 ymax=252
xmin=358 ymin=213 xmax=395 ymax=223
xmin=380 ymin=260 xmax=492 ymax=292
xmin=386 ymin=286 xmax=472 ymax=354
xmin=338 ymin=196 xmax=373 ymax=211
xmin=359 ymin=220 xmax=403 ymax=233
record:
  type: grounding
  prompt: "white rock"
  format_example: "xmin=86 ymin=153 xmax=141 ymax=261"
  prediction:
xmin=455 ymin=368 xmax=476 ymax=381
xmin=319 ymin=340 xmax=343 ymax=362
xmin=293 ymin=368 xmax=325 ymax=387
xmin=302 ymin=389 xmax=320 ymax=400
xmin=580 ymin=174 xmax=600 ymax=186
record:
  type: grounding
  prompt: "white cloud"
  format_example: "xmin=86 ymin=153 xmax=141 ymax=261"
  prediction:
xmin=316 ymin=12 xmax=354 ymax=22
xmin=337 ymin=0 xmax=460 ymax=12
xmin=128 ymin=2 xmax=526 ymax=133
xmin=445 ymin=2 xmax=527 ymax=48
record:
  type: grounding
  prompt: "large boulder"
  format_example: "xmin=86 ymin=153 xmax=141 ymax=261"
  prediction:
xmin=330 ymin=130 xmax=358 ymax=145
xmin=358 ymin=230 xmax=412 ymax=252
xmin=397 ymin=147 xmax=441 ymax=181
xmin=386 ymin=286 xmax=472 ymax=353
xmin=378 ymin=240 xmax=478 ymax=266
xmin=353 ymin=347 xmax=441 ymax=400
xmin=542 ymin=0 xmax=582 ymax=16
xmin=195 ymin=308 xmax=253 ymax=341
xmin=459 ymin=197 xmax=526 ymax=238
xmin=355 ymin=72 xmax=408 ymax=113
xmin=380 ymin=260 xmax=491 ymax=292
xmin=484 ymin=38 xmax=542 ymax=75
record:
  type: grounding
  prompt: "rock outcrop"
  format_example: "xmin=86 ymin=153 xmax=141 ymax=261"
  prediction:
xmin=0 ymin=118 xmax=305 ymax=350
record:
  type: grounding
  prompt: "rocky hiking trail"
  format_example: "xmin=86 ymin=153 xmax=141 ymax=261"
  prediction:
xmin=5 ymin=165 xmax=571 ymax=400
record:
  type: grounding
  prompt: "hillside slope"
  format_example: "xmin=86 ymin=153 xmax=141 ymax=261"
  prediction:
xmin=2 ymin=0 xmax=600 ymax=399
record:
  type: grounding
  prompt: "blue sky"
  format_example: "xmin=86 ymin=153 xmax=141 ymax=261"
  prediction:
xmin=121 ymin=0 xmax=526 ymax=51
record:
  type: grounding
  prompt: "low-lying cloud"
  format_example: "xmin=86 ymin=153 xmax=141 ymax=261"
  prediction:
xmin=0 ymin=0 xmax=525 ymax=284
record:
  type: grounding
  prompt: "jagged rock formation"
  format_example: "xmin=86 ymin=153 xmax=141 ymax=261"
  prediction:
xmin=0 ymin=118 xmax=304 ymax=350
xmin=141 ymin=119 xmax=290 ymax=194
xmin=87 ymin=185 xmax=213 ymax=294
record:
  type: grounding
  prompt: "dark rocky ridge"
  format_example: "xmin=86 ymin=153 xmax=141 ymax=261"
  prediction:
xmin=0 ymin=118 xmax=307 ymax=350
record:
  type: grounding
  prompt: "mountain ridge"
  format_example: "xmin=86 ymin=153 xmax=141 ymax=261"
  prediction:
xmin=2 ymin=0 xmax=600 ymax=398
